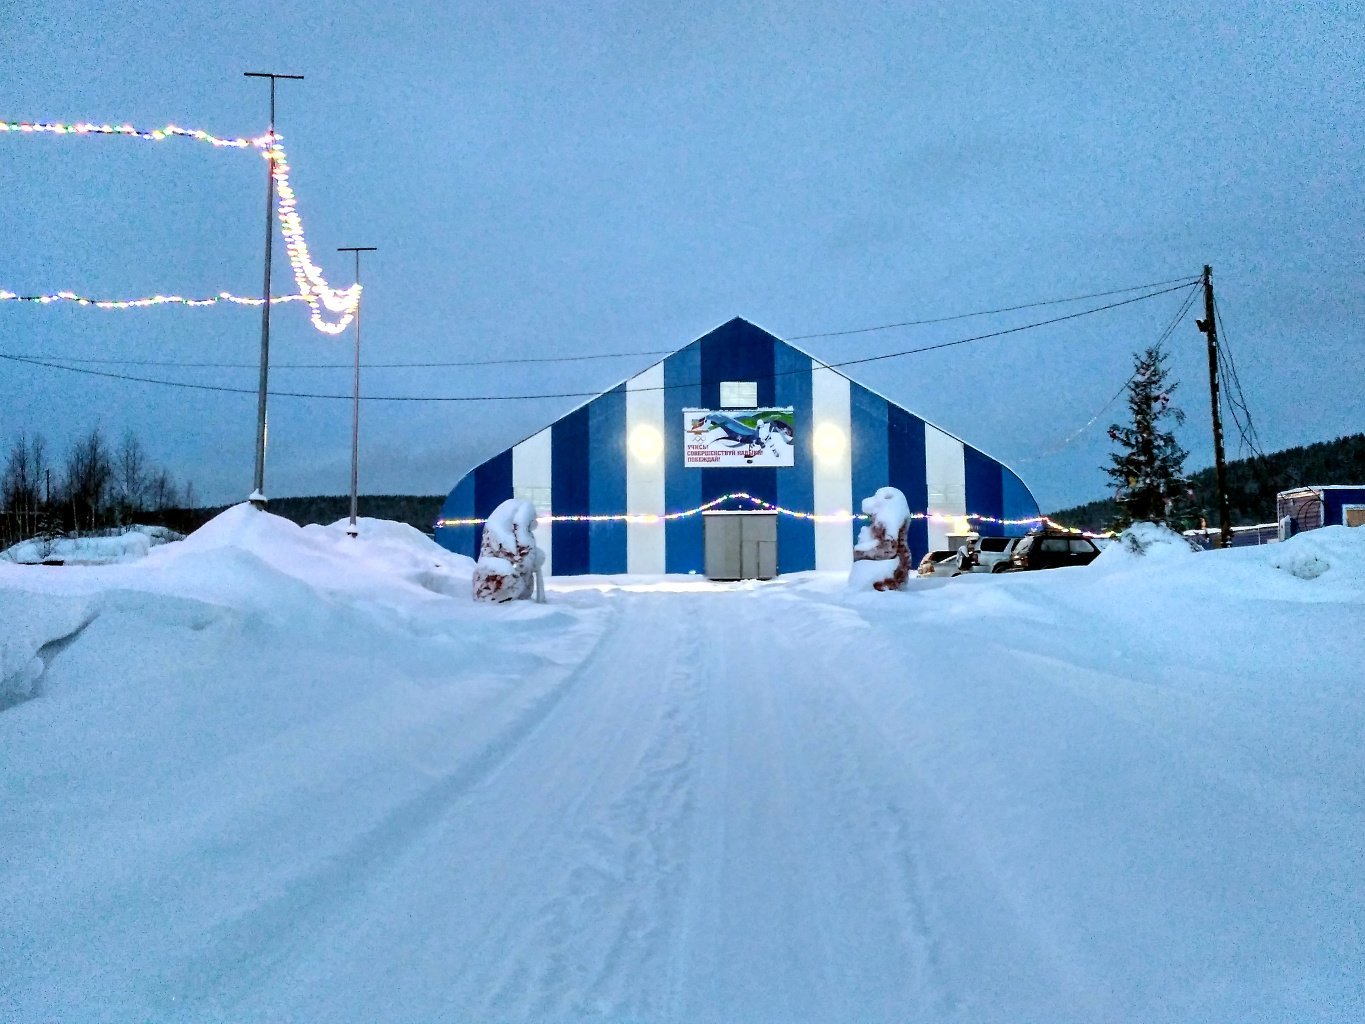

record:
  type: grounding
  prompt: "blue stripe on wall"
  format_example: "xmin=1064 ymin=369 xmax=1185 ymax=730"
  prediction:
xmin=886 ymin=406 xmax=929 ymax=563
xmin=472 ymin=450 xmax=513 ymax=557
xmin=552 ymin=406 xmax=591 ymax=576
xmin=589 ymin=384 xmax=628 ymax=574
xmin=437 ymin=320 xmax=1043 ymax=577
xmin=664 ymin=342 xmax=703 ymax=573
xmin=434 ymin=472 xmax=477 ymax=558
xmin=1001 ymin=468 xmax=1040 ymax=536
xmin=964 ymin=446 xmax=1005 ymax=537
xmin=850 ymin=384 xmax=890 ymax=547
xmin=700 ymin=319 xmax=780 ymax=514
xmin=774 ymin=340 xmax=814 ymax=573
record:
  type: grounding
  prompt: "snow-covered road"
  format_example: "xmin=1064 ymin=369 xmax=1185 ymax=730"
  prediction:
xmin=2 ymin=511 xmax=1363 ymax=1021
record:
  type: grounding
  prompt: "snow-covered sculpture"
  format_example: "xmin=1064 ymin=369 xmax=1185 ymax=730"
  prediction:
xmin=472 ymin=499 xmax=545 ymax=602
xmin=848 ymin=486 xmax=912 ymax=591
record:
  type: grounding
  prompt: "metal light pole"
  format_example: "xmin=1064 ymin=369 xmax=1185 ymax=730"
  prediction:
xmin=337 ymin=246 xmax=377 ymax=537
xmin=243 ymin=71 xmax=303 ymax=508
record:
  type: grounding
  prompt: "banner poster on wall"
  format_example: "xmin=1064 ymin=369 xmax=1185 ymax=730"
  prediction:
xmin=682 ymin=407 xmax=796 ymax=467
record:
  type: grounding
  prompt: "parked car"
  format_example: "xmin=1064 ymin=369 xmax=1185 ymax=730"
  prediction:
xmin=1007 ymin=531 xmax=1102 ymax=571
xmin=972 ymin=536 xmax=1020 ymax=573
xmin=916 ymin=550 xmax=963 ymax=578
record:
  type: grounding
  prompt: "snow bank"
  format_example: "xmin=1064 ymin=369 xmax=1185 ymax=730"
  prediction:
xmin=158 ymin=503 xmax=476 ymax=607
xmin=1268 ymin=524 xmax=1365 ymax=584
xmin=2 ymin=506 xmax=1362 ymax=1021
xmin=2 ymin=525 xmax=181 ymax=566
xmin=1093 ymin=520 xmax=1201 ymax=568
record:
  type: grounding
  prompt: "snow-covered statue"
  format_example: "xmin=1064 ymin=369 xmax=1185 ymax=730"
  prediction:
xmin=848 ymin=486 xmax=912 ymax=591
xmin=472 ymin=498 xmax=545 ymax=603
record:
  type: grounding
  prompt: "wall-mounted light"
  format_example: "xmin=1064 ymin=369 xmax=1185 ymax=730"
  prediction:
xmin=629 ymin=424 xmax=663 ymax=462
xmin=813 ymin=422 xmax=846 ymax=462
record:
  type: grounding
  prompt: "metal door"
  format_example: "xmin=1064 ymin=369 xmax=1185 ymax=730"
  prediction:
xmin=705 ymin=513 xmax=778 ymax=580
xmin=741 ymin=515 xmax=778 ymax=580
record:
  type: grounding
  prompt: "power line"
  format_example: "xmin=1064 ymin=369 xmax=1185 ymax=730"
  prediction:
xmin=1 ymin=273 xmax=1199 ymax=371
xmin=0 ymin=349 xmax=679 ymax=370
xmin=787 ymin=275 xmax=1200 ymax=340
xmin=0 ymin=280 xmax=1195 ymax=403
xmin=1009 ymin=282 xmax=1202 ymax=465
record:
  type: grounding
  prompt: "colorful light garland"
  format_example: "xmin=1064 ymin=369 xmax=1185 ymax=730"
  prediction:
xmin=1 ymin=119 xmax=358 ymax=334
xmin=436 ymin=492 xmax=1111 ymax=537
xmin=0 ymin=120 xmax=269 ymax=148
xmin=264 ymin=137 xmax=360 ymax=334
xmin=0 ymin=289 xmax=308 ymax=309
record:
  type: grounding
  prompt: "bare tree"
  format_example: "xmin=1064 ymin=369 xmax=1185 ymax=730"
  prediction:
xmin=64 ymin=426 xmax=114 ymax=533
xmin=2 ymin=433 xmax=49 ymax=546
xmin=115 ymin=431 xmax=148 ymax=525
xmin=146 ymin=467 xmax=180 ymax=514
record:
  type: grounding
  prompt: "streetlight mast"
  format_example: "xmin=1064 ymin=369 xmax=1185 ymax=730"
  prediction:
xmin=337 ymin=246 xmax=377 ymax=537
xmin=243 ymin=71 xmax=303 ymax=508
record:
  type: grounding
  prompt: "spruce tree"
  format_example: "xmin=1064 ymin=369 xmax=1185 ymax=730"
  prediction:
xmin=1105 ymin=346 xmax=1197 ymax=530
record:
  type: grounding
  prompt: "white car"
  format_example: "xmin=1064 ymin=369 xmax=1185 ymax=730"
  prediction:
xmin=972 ymin=536 xmax=1020 ymax=573
xmin=916 ymin=550 xmax=963 ymax=578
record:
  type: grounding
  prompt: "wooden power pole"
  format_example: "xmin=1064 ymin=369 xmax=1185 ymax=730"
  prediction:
xmin=1197 ymin=264 xmax=1233 ymax=548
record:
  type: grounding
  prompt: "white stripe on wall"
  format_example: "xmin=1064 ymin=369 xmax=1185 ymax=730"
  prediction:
xmin=924 ymin=425 xmax=967 ymax=551
xmin=811 ymin=361 xmax=853 ymax=572
xmin=513 ymin=427 xmax=554 ymax=576
xmin=626 ymin=362 xmax=666 ymax=574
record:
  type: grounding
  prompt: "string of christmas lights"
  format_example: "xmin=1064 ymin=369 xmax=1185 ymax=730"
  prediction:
xmin=1 ymin=119 xmax=358 ymax=333
xmin=0 ymin=120 xmax=269 ymax=148
xmin=436 ymin=492 xmax=1110 ymax=536
xmin=264 ymin=137 xmax=360 ymax=334
xmin=0 ymin=289 xmax=308 ymax=309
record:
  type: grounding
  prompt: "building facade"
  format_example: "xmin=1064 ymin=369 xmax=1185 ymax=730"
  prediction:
xmin=436 ymin=318 xmax=1041 ymax=576
xmin=1277 ymin=485 xmax=1365 ymax=536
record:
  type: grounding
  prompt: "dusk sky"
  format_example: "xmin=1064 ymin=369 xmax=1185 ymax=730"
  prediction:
xmin=2 ymin=1 xmax=1361 ymax=513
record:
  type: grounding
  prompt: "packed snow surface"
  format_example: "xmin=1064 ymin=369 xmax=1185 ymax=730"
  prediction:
xmin=2 ymin=524 xmax=181 ymax=565
xmin=2 ymin=508 xmax=1363 ymax=1022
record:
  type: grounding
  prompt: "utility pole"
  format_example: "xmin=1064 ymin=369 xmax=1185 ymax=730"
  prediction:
xmin=1197 ymin=264 xmax=1233 ymax=549
xmin=337 ymin=246 xmax=377 ymax=538
xmin=243 ymin=71 xmax=304 ymax=509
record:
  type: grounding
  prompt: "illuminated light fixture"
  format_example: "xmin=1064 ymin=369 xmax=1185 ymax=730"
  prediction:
xmin=628 ymin=424 xmax=664 ymax=462
xmin=812 ymin=423 xmax=847 ymax=462
xmin=435 ymin=491 xmax=1110 ymax=536
xmin=2 ymin=119 xmax=357 ymax=335
xmin=0 ymin=290 xmax=307 ymax=308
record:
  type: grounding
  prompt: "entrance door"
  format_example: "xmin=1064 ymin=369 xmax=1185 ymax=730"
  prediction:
xmin=704 ymin=513 xmax=778 ymax=580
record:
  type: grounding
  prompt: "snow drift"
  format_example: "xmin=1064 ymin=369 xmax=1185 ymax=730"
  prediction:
xmin=1 ymin=512 xmax=1362 ymax=1022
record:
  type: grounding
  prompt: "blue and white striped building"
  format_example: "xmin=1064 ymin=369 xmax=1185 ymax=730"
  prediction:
xmin=435 ymin=318 xmax=1040 ymax=575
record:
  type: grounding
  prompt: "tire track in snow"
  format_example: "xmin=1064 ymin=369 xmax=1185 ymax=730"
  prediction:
xmin=768 ymin=595 xmax=954 ymax=1020
xmin=485 ymin=598 xmax=704 ymax=1021
xmin=160 ymin=603 xmax=622 ymax=1015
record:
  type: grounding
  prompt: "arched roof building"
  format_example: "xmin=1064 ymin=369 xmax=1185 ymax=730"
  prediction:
xmin=436 ymin=317 xmax=1040 ymax=576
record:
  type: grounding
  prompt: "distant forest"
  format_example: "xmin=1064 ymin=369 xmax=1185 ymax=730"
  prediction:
xmin=188 ymin=494 xmax=446 ymax=534
xmin=1050 ymin=433 xmax=1365 ymax=530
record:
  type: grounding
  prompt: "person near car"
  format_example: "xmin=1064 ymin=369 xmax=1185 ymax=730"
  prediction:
xmin=956 ymin=535 xmax=979 ymax=573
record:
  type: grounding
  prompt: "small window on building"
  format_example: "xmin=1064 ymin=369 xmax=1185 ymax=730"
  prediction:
xmin=1344 ymin=505 xmax=1365 ymax=528
xmin=719 ymin=381 xmax=758 ymax=408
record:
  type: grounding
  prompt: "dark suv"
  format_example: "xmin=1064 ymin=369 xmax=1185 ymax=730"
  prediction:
xmin=1008 ymin=531 xmax=1102 ymax=571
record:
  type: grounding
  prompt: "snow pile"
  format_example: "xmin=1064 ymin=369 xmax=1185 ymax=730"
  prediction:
xmin=0 ymin=591 xmax=97 ymax=709
xmin=849 ymin=486 xmax=911 ymax=591
xmin=2 ymin=525 xmax=181 ymax=566
xmin=1268 ymin=524 xmax=1365 ymax=583
xmin=1093 ymin=520 xmax=1201 ymax=567
xmin=153 ymin=503 xmax=475 ymax=609
xmin=1 ymin=510 xmax=1363 ymax=1021
xmin=473 ymin=498 xmax=544 ymax=602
